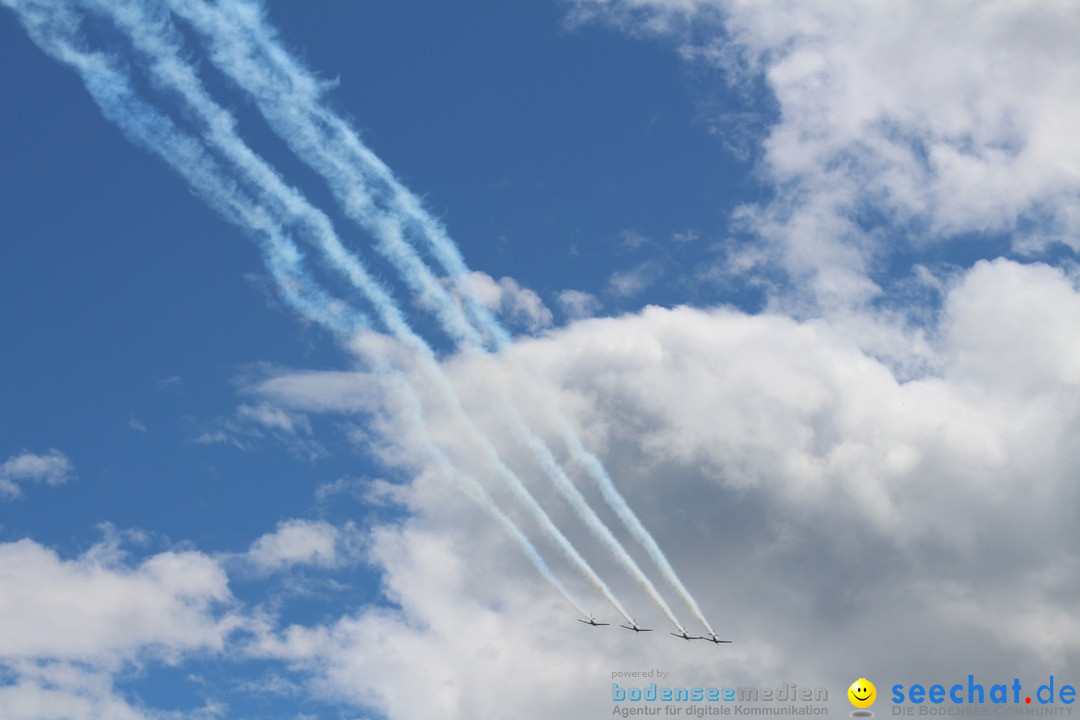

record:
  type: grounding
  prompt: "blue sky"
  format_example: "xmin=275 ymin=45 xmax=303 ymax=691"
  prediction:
xmin=0 ymin=0 xmax=752 ymax=552
xmin=3 ymin=1 xmax=1080 ymax=719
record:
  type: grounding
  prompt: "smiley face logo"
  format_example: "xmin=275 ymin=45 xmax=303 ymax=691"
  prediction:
xmin=848 ymin=678 xmax=876 ymax=709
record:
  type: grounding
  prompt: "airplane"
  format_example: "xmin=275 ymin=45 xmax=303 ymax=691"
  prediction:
xmin=702 ymin=631 xmax=733 ymax=645
xmin=620 ymin=620 xmax=653 ymax=633
xmin=577 ymin=615 xmax=610 ymax=627
xmin=670 ymin=625 xmax=703 ymax=641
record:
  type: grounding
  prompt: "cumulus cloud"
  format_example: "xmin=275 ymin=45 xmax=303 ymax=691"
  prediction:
xmin=0 ymin=450 xmax=73 ymax=499
xmin=8 ymin=3 xmax=1077 ymax=718
xmin=456 ymin=271 xmax=553 ymax=331
xmin=0 ymin=532 xmax=245 ymax=720
xmin=567 ymin=0 xmax=1080 ymax=309
xmin=0 ymin=538 xmax=237 ymax=664
xmin=248 ymin=523 xmax=635 ymax=718
xmin=242 ymin=258 xmax=1080 ymax=716
xmin=246 ymin=519 xmax=352 ymax=574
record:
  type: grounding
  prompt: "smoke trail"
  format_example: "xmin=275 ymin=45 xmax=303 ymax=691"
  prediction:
xmin=3 ymin=0 xmax=591 ymax=619
xmin=179 ymin=0 xmax=508 ymax=351
xmin=164 ymin=0 xmax=490 ymax=351
xmin=0 ymin=3 xmax=358 ymax=338
xmin=75 ymin=0 xmax=633 ymax=624
xmin=150 ymin=0 xmax=685 ymax=630
xmin=165 ymin=0 xmax=712 ymax=632
xmin=380 ymin=370 xmax=590 ymax=618
xmin=559 ymin=426 xmax=716 ymax=635
xmin=499 ymin=397 xmax=684 ymax=629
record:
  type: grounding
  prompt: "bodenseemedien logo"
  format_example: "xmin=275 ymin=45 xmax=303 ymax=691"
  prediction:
xmin=610 ymin=678 xmax=829 ymax=717
xmin=849 ymin=678 xmax=877 ymax=717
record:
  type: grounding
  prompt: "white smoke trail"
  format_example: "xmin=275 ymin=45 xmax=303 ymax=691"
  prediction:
xmin=381 ymin=370 xmax=590 ymax=619
xmin=3 ymin=0 xmax=593 ymax=620
xmin=499 ymin=395 xmax=684 ymax=629
xmin=166 ymin=0 xmax=711 ymax=633
xmin=73 ymin=0 xmax=633 ymax=623
xmin=146 ymin=0 xmax=682 ymax=630
xmin=559 ymin=426 xmax=716 ymax=635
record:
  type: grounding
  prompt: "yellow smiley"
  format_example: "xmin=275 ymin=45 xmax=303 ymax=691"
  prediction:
xmin=848 ymin=678 xmax=876 ymax=708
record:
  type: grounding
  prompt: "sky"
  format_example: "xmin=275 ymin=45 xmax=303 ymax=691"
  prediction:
xmin=2 ymin=1 xmax=1080 ymax=718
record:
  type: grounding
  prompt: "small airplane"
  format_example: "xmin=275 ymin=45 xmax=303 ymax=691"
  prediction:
xmin=577 ymin=615 xmax=610 ymax=627
xmin=670 ymin=625 xmax=703 ymax=641
xmin=620 ymin=620 xmax=653 ymax=633
xmin=701 ymin=631 xmax=733 ymax=645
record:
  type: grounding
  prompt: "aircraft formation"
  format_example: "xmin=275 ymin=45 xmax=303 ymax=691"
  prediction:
xmin=580 ymin=617 xmax=731 ymax=643
xmin=5 ymin=0 xmax=732 ymax=647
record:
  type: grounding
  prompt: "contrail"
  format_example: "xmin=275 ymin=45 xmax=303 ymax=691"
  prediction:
xmin=4 ymin=0 xmax=601 ymax=621
xmin=171 ymin=0 xmax=507 ymax=351
xmin=377 ymin=369 xmax=591 ymax=619
xmin=498 ymin=393 xmax=684 ymax=629
xmin=165 ymin=0 xmax=712 ymax=633
xmin=164 ymin=0 xmax=490 ymax=351
xmin=153 ymin=0 xmax=685 ymax=630
xmin=74 ymin=0 xmax=633 ymax=624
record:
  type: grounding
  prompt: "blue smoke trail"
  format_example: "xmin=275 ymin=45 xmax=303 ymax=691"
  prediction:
xmin=152 ymin=0 xmax=682 ymax=630
xmin=72 ymin=0 xmax=633 ymax=624
xmin=166 ymin=0 xmax=712 ymax=633
xmin=3 ymin=0 xmax=592 ymax=619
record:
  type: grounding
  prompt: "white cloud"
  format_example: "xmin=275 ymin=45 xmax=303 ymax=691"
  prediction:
xmin=242 ymin=259 xmax=1080 ymax=717
xmin=314 ymin=476 xmax=367 ymax=503
xmin=254 ymin=370 xmax=391 ymax=415
xmin=236 ymin=402 xmax=310 ymax=435
xmin=671 ymin=229 xmax=699 ymax=244
xmin=556 ymin=289 xmax=601 ymax=320
xmin=606 ymin=259 xmax=664 ymax=297
xmin=0 ymin=664 xmax=146 ymax=720
xmin=568 ymin=0 xmax=1080 ymax=309
xmin=0 ymin=450 xmax=73 ymax=499
xmin=193 ymin=430 xmax=234 ymax=447
xmin=0 ymin=530 xmax=245 ymax=719
xmin=246 ymin=519 xmax=350 ymax=573
xmin=458 ymin=271 xmax=553 ymax=331
xmin=248 ymin=523 xmax=657 ymax=719
xmin=193 ymin=401 xmax=323 ymax=459
xmin=0 ymin=538 xmax=236 ymax=664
